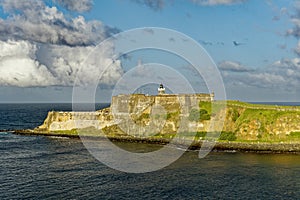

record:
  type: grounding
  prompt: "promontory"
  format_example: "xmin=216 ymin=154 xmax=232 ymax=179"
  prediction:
xmin=14 ymin=85 xmax=300 ymax=153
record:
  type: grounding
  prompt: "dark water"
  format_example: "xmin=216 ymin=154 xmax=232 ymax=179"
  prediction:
xmin=0 ymin=104 xmax=299 ymax=199
xmin=0 ymin=103 xmax=109 ymax=130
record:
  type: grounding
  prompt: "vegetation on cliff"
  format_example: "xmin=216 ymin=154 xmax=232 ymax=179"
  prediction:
xmin=154 ymin=100 xmax=300 ymax=142
xmin=188 ymin=108 xmax=211 ymax=122
xmin=212 ymin=101 xmax=300 ymax=142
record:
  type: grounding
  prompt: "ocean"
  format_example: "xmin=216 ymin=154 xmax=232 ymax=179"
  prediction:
xmin=0 ymin=103 xmax=299 ymax=199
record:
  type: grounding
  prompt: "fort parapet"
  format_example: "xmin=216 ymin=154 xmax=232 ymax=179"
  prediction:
xmin=111 ymin=93 xmax=214 ymax=113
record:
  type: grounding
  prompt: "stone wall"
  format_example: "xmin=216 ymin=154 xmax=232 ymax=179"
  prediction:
xmin=36 ymin=93 xmax=213 ymax=133
xmin=112 ymin=93 xmax=213 ymax=115
xmin=36 ymin=108 xmax=113 ymax=132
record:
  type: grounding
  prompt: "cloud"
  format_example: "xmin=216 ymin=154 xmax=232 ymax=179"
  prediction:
xmin=56 ymin=0 xmax=93 ymax=12
xmin=294 ymin=41 xmax=300 ymax=56
xmin=0 ymin=0 xmax=44 ymax=12
xmin=38 ymin=43 xmax=123 ymax=87
xmin=130 ymin=0 xmax=244 ymax=11
xmin=219 ymin=61 xmax=253 ymax=72
xmin=0 ymin=0 xmax=118 ymax=46
xmin=190 ymin=0 xmax=246 ymax=6
xmin=277 ymin=44 xmax=286 ymax=50
xmin=0 ymin=1 xmax=124 ymax=87
xmin=286 ymin=3 xmax=300 ymax=50
xmin=271 ymin=58 xmax=300 ymax=69
xmin=272 ymin=15 xmax=280 ymax=21
xmin=0 ymin=40 xmax=123 ymax=87
xmin=131 ymin=0 xmax=165 ymax=11
xmin=0 ymin=40 xmax=57 ymax=87
xmin=246 ymin=73 xmax=286 ymax=88
xmin=244 ymin=59 xmax=300 ymax=89
xmin=220 ymin=58 xmax=300 ymax=91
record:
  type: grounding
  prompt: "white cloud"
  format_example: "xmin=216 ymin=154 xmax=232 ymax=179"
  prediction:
xmin=219 ymin=61 xmax=253 ymax=72
xmin=0 ymin=0 xmax=115 ymax=46
xmin=271 ymin=57 xmax=300 ymax=69
xmin=1 ymin=0 xmax=44 ymax=12
xmin=294 ymin=41 xmax=300 ymax=56
xmin=190 ymin=0 xmax=246 ymax=6
xmin=0 ymin=40 xmax=57 ymax=87
xmin=0 ymin=40 xmax=123 ymax=87
xmin=220 ymin=58 xmax=300 ymax=91
xmin=130 ymin=0 xmax=244 ymax=11
xmin=38 ymin=43 xmax=123 ymax=86
xmin=56 ymin=0 xmax=93 ymax=12
xmin=131 ymin=0 xmax=165 ymax=11
xmin=286 ymin=2 xmax=300 ymax=56
xmin=247 ymin=73 xmax=286 ymax=86
xmin=0 ymin=1 xmax=124 ymax=88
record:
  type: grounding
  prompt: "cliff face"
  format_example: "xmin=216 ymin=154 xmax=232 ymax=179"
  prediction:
xmin=34 ymin=95 xmax=300 ymax=142
xmin=223 ymin=102 xmax=300 ymax=141
xmin=36 ymin=108 xmax=113 ymax=132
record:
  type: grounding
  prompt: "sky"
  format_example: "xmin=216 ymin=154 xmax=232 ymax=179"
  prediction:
xmin=0 ymin=0 xmax=299 ymax=102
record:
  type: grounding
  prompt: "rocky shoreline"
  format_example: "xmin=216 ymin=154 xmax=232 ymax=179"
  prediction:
xmin=13 ymin=129 xmax=300 ymax=154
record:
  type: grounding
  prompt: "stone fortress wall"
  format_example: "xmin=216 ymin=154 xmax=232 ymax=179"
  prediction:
xmin=36 ymin=92 xmax=214 ymax=133
xmin=111 ymin=93 xmax=213 ymax=114
xmin=37 ymin=108 xmax=112 ymax=131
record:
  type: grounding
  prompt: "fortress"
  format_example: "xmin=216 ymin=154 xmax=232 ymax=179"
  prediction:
xmin=36 ymin=84 xmax=215 ymax=134
xmin=31 ymin=83 xmax=300 ymax=145
xmin=112 ymin=84 xmax=213 ymax=113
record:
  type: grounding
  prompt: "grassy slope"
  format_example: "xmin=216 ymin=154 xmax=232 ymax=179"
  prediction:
xmin=214 ymin=101 xmax=300 ymax=142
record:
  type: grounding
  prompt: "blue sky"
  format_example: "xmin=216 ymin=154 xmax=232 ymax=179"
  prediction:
xmin=0 ymin=0 xmax=299 ymax=102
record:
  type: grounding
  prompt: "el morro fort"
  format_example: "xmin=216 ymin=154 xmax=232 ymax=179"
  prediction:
xmin=30 ymin=83 xmax=300 ymax=149
xmin=35 ymin=84 xmax=215 ymax=135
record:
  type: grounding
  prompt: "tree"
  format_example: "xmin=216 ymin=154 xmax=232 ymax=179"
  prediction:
xmin=189 ymin=108 xmax=211 ymax=121
xmin=189 ymin=108 xmax=200 ymax=121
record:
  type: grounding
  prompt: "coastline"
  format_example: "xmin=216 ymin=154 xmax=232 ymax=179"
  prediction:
xmin=13 ymin=129 xmax=300 ymax=154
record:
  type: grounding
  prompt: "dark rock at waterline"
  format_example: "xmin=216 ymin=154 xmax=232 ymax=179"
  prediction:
xmin=12 ymin=129 xmax=300 ymax=153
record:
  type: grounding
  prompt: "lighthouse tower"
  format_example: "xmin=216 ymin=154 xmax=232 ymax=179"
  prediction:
xmin=158 ymin=84 xmax=165 ymax=95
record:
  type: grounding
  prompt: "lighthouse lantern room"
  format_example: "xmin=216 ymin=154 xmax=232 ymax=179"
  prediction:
xmin=158 ymin=84 xmax=166 ymax=95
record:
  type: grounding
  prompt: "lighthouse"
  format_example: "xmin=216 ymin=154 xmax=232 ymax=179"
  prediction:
xmin=158 ymin=83 xmax=165 ymax=95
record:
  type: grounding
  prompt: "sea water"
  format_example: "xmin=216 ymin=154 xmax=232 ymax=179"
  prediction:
xmin=0 ymin=103 xmax=299 ymax=199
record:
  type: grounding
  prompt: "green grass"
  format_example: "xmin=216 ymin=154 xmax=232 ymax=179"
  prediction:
xmin=235 ymin=109 xmax=283 ymax=128
xmin=138 ymin=113 xmax=150 ymax=120
xmin=180 ymin=132 xmax=207 ymax=139
xmin=188 ymin=108 xmax=211 ymax=122
xmin=153 ymin=132 xmax=176 ymax=139
xmin=166 ymin=111 xmax=179 ymax=120
xmin=234 ymin=108 xmax=300 ymax=132
xmin=289 ymin=132 xmax=300 ymax=138
xmin=199 ymin=101 xmax=212 ymax=114
xmin=219 ymin=131 xmax=237 ymax=141
xmin=152 ymin=132 xmax=206 ymax=140
xmin=52 ymin=129 xmax=78 ymax=135
xmin=227 ymin=100 xmax=300 ymax=110
xmin=152 ymin=131 xmax=238 ymax=142
xmin=200 ymin=101 xmax=227 ymax=118
xmin=53 ymin=127 xmax=108 ymax=137
xmin=231 ymin=108 xmax=240 ymax=121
